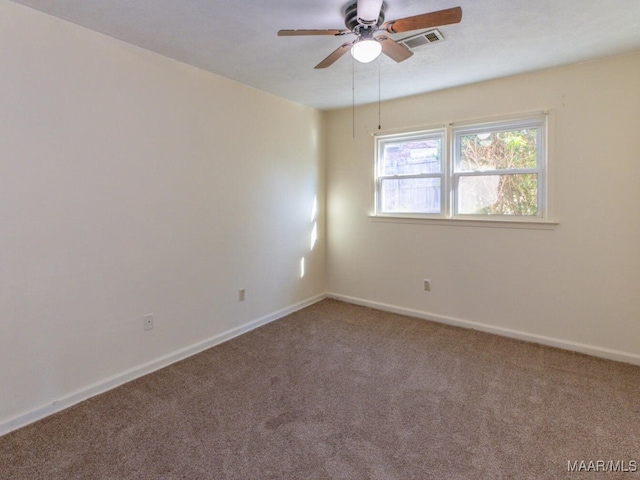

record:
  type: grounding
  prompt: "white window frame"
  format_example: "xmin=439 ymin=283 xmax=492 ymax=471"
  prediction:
xmin=375 ymin=129 xmax=446 ymax=216
xmin=373 ymin=113 xmax=552 ymax=226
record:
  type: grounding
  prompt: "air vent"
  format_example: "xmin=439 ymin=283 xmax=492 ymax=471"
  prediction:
xmin=398 ymin=29 xmax=444 ymax=50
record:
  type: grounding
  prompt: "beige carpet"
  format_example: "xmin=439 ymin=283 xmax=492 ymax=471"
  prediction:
xmin=1 ymin=299 xmax=639 ymax=479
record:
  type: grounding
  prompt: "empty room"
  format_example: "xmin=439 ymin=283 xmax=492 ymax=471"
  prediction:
xmin=1 ymin=0 xmax=639 ymax=478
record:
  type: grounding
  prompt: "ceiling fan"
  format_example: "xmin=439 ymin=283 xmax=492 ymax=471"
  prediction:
xmin=278 ymin=0 xmax=462 ymax=69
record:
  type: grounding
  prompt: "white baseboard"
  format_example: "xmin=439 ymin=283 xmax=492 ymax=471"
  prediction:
xmin=0 ymin=293 xmax=326 ymax=437
xmin=327 ymin=293 xmax=640 ymax=367
xmin=4 ymin=292 xmax=637 ymax=436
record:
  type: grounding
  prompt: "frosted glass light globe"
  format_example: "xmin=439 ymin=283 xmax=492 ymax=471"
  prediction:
xmin=350 ymin=39 xmax=382 ymax=63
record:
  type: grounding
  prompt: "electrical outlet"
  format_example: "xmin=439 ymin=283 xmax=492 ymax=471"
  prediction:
xmin=423 ymin=279 xmax=431 ymax=292
xmin=143 ymin=313 xmax=154 ymax=331
xmin=238 ymin=289 xmax=245 ymax=302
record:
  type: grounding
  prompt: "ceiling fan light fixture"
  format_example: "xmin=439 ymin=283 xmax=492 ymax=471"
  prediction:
xmin=350 ymin=39 xmax=382 ymax=63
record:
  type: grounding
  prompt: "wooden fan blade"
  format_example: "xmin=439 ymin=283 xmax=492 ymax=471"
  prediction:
xmin=278 ymin=29 xmax=350 ymax=36
xmin=315 ymin=41 xmax=355 ymax=69
xmin=357 ymin=0 xmax=383 ymax=24
xmin=381 ymin=6 xmax=462 ymax=34
xmin=377 ymin=36 xmax=413 ymax=63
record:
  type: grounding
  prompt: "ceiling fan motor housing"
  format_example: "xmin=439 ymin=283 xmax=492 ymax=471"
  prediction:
xmin=344 ymin=1 xmax=385 ymax=30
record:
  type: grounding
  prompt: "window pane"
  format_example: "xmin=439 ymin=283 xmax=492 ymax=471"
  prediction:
xmin=381 ymin=137 xmax=442 ymax=176
xmin=458 ymin=128 xmax=537 ymax=172
xmin=457 ymin=174 xmax=538 ymax=215
xmin=381 ymin=178 xmax=441 ymax=214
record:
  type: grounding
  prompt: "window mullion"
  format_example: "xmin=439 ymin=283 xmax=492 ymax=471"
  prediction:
xmin=454 ymin=168 xmax=539 ymax=177
xmin=445 ymin=125 xmax=453 ymax=218
xmin=379 ymin=173 xmax=442 ymax=181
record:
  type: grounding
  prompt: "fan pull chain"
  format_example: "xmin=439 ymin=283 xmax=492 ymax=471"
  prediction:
xmin=378 ymin=55 xmax=382 ymax=130
xmin=352 ymin=55 xmax=355 ymax=138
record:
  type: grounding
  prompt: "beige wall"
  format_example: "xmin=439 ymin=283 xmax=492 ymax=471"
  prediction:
xmin=0 ymin=1 xmax=325 ymax=431
xmin=2 ymin=0 xmax=639 ymax=436
xmin=325 ymin=52 xmax=640 ymax=363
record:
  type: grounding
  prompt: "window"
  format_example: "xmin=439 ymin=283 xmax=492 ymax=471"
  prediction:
xmin=374 ymin=114 xmax=548 ymax=222
xmin=377 ymin=130 xmax=445 ymax=214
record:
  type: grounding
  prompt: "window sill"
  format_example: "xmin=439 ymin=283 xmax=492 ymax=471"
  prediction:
xmin=369 ymin=214 xmax=558 ymax=230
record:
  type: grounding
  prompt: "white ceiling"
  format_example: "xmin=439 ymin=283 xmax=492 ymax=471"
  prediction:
xmin=10 ymin=0 xmax=640 ymax=110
